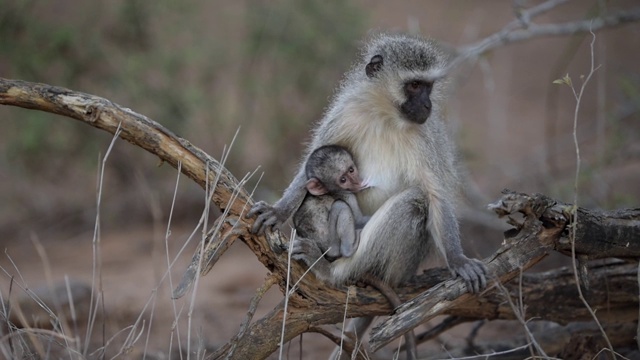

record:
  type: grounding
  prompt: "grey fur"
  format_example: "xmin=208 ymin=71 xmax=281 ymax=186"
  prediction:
xmin=295 ymin=146 xmax=418 ymax=360
xmin=248 ymin=33 xmax=486 ymax=292
xmin=294 ymin=145 xmax=369 ymax=264
xmin=248 ymin=33 xmax=488 ymax=360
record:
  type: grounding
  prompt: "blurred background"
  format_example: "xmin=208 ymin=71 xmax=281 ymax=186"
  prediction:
xmin=0 ymin=0 xmax=638 ymax=358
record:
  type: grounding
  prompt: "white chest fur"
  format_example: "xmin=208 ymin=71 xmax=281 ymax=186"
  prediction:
xmin=350 ymin=124 xmax=424 ymax=215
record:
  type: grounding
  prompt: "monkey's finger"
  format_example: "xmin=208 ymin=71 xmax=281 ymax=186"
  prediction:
xmin=474 ymin=267 xmax=486 ymax=293
xmin=470 ymin=274 xmax=481 ymax=293
xmin=250 ymin=208 xmax=276 ymax=233
xmin=254 ymin=221 xmax=269 ymax=235
xmin=249 ymin=219 xmax=262 ymax=234
xmin=478 ymin=267 xmax=488 ymax=290
xmin=290 ymin=244 xmax=311 ymax=264
xmin=251 ymin=214 xmax=269 ymax=234
xmin=246 ymin=201 xmax=269 ymax=219
xmin=457 ymin=264 xmax=482 ymax=293
xmin=245 ymin=206 xmax=259 ymax=219
xmin=461 ymin=260 xmax=488 ymax=293
xmin=472 ymin=260 xmax=488 ymax=291
xmin=254 ymin=214 xmax=278 ymax=234
xmin=462 ymin=269 xmax=478 ymax=294
xmin=471 ymin=276 xmax=480 ymax=294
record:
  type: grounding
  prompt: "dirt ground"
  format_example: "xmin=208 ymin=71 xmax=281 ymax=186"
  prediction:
xmin=0 ymin=225 xmax=285 ymax=358
xmin=0 ymin=222 xmax=531 ymax=359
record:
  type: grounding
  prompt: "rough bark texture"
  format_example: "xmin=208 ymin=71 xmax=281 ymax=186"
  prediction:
xmin=556 ymin=207 xmax=640 ymax=259
xmin=2 ymin=78 xmax=639 ymax=359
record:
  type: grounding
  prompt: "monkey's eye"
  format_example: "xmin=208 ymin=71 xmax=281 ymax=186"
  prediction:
xmin=348 ymin=167 xmax=354 ymax=173
xmin=340 ymin=176 xmax=347 ymax=184
xmin=405 ymin=80 xmax=432 ymax=94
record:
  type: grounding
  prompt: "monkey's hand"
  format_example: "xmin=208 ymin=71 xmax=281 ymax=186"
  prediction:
xmin=246 ymin=201 xmax=289 ymax=234
xmin=448 ymin=255 xmax=487 ymax=294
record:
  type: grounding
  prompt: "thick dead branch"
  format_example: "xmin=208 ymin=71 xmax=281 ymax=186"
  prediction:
xmin=557 ymin=207 xmax=640 ymax=259
xmin=0 ymin=79 xmax=248 ymax=215
xmin=448 ymin=259 xmax=638 ymax=324
xmin=368 ymin=191 xmax=565 ymax=350
xmin=369 ymin=191 xmax=640 ymax=350
xmin=3 ymin=80 xmax=640 ymax=359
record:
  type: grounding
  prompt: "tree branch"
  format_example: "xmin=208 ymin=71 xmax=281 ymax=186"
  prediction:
xmin=0 ymin=78 xmax=249 ymax=215
xmin=368 ymin=191 xmax=565 ymax=350
xmin=439 ymin=4 xmax=640 ymax=78
xmin=2 ymin=48 xmax=639 ymax=357
xmin=369 ymin=190 xmax=640 ymax=350
xmin=465 ymin=7 xmax=640 ymax=54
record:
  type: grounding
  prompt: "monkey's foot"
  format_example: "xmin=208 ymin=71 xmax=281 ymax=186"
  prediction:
xmin=449 ymin=256 xmax=487 ymax=294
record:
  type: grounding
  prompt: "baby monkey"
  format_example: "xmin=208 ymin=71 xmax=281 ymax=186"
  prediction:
xmin=293 ymin=144 xmax=370 ymax=263
xmin=293 ymin=145 xmax=418 ymax=360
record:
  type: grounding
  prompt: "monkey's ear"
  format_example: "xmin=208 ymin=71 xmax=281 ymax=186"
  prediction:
xmin=306 ymin=178 xmax=328 ymax=196
xmin=365 ymin=55 xmax=383 ymax=78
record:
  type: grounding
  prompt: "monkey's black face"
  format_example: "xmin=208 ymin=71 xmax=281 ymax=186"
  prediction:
xmin=365 ymin=54 xmax=434 ymax=125
xmin=400 ymin=79 xmax=432 ymax=124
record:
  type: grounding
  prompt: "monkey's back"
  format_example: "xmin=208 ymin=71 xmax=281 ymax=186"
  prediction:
xmin=292 ymin=194 xmax=334 ymax=250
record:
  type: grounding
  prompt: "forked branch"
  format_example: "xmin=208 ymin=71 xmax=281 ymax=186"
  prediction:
xmin=2 ymin=79 xmax=639 ymax=359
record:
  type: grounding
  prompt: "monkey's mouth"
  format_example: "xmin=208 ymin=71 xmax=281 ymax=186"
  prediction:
xmin=400 ymin=103 xmax=431 ymax=124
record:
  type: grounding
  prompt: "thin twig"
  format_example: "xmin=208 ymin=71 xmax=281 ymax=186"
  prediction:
xmin=64 ymin=275 xmax=81 ymax=355
xmin=30 ymin=234 xmax=74 ymax=352
xmin=437 ymin=4 xmax=640 ymax=79
xmin=337 ymin=287 xmax=351 ymax=360
xmin=436 ymin=343 xmax=554 ymax=360
xmin=160 ymin=161 xmax=182 ymax=360
xmin=566 ymin=29 xmax=615 ymax=358
xmin=413 ymin=316 xmax=470 ymax=346
xmin=237 ymin=275 xmax=278 ymax=339
xmin=495 ymin=281 xmax=548 ymax=358
xmin=279 ymin=229 xmax=296 ymax=360
xmin=84 ymin=123 xmax=122 ymax=357
xmin=289 ymin=247 xmax=332 ymax=294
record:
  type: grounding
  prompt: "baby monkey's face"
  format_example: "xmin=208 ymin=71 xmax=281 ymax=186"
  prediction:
xmin=334 ymin=161 xmax=368 ymax=194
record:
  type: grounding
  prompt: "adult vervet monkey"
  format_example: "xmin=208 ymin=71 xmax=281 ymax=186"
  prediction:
xmin=248 ymin=33 xmax=487 ymax=359
xmin=248 ymin=33 xmax=486 ymax=292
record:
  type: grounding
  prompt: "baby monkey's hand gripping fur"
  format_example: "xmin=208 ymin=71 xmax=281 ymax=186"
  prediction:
xmin=247 ymin=33 xmax=487 ymax=294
